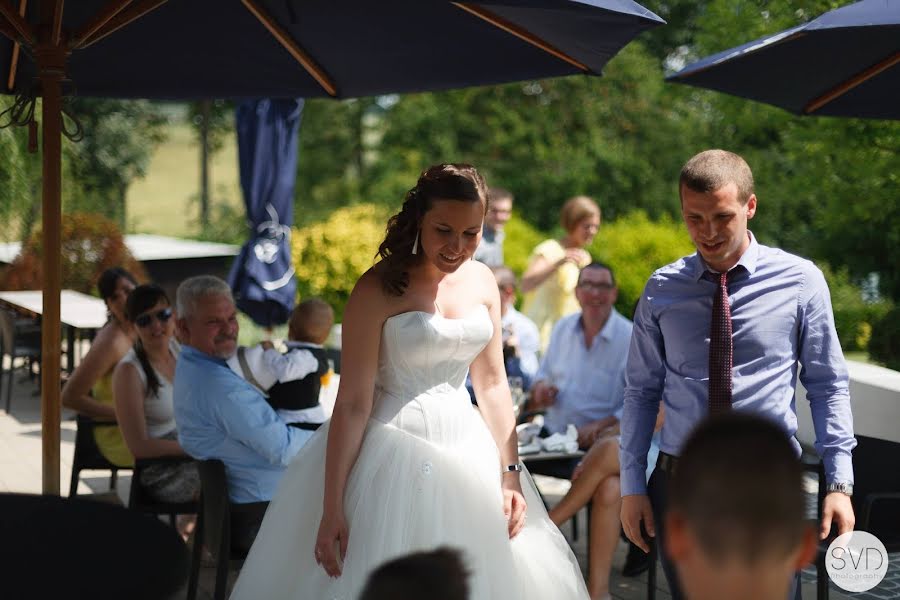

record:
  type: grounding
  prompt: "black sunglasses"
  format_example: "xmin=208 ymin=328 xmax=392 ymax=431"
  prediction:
xmin=135 ymin=307 xmax=173 ymax=328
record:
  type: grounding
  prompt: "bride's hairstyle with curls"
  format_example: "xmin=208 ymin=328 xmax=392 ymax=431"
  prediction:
xmin=377 ymin=164 xmax=488 ymax=296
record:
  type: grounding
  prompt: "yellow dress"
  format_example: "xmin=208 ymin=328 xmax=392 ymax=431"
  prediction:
xmin=92 ymin=372 xmax=134 ymax=468
xmin=522 ymin=239 xmax=590 ymax=350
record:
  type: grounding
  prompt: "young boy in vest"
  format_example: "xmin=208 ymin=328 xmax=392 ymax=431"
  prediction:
xmin=228 ymin=298 xmax=334 ymax=429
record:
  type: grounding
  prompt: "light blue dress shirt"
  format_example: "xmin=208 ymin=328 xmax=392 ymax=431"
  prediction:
xmin=620 ymin=233 xmax=855 ymax=496
xmin=174 ymin=345 xmax=313 ymax=503
xmin=503 ymin=306 xmax=540 ymax=389
xmin=536 ymin=309 xmax=633 ymax=434
xmin=473 ymin=226 xmax=505 ymax=268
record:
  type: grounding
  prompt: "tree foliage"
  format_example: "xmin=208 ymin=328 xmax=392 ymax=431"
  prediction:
xmin=590 ymin=211 xmax=695 ymax=316
xmin=64 ymin=99 xmax=168 ymax=227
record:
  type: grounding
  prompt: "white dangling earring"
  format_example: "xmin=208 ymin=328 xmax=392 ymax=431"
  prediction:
xmin=411 ymin=229 xmax=419 ymax=255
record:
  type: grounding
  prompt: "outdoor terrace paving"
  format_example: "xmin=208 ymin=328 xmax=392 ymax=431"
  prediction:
xmin=1 ymin=373 xmax=894 ymax=599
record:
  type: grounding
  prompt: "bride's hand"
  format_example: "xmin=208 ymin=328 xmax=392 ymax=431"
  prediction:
xmin=314 ymin=510 xmax=349 ymax=577
xmin=501 ymin=475 xmax=527 ymax=538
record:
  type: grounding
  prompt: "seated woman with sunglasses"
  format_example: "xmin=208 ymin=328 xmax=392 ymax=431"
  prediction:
xmin=112 ymin=284 xmax=199 ymax=504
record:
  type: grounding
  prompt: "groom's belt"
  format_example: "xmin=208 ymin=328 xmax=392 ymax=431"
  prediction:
xmin=655 ymin=451 xmax=679 ymax=475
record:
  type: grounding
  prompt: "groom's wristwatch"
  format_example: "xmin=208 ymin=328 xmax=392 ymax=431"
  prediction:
xmin=503 ymin=464 xmax=523 ymax=474
xmin=826 ymin=482 xmax=853 ymax=497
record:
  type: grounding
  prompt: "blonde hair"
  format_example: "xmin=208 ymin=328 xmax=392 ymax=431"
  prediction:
xmin=560 ymin=195 xmax=601 ymax=233
xmin=288 ymin=298 xmax=334 ymax=344
xmin=679 ymin=149 xmax=755 ymax=204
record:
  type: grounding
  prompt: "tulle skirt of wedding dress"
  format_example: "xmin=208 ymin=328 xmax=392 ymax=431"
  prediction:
xmin=230 ymin=389 xmax=588 ymax=600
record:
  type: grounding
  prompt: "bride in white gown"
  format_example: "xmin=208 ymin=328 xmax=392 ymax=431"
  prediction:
xmin=230 ymin=164 xmax=589 ymax=600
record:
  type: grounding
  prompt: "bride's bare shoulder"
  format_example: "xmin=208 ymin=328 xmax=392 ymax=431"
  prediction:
xmin=346 ymin=267 xmax=392 ymax=317
xmin=459 ymin=259 xmax=495 ymax=288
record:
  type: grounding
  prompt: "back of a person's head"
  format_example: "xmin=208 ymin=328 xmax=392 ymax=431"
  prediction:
xmin=288 ymin=298 xmax=334 ymax=344
xmin=358 ymin=547 xmax=470 ymax=600
xmin=669 ymin=413 xmax=806 ymax=565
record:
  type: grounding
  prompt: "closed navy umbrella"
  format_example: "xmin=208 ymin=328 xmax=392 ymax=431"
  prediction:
xmin=667 ymin=0 xmax=900 ymax=119
xmin=228 ymin=99 xmax=303 ymax=328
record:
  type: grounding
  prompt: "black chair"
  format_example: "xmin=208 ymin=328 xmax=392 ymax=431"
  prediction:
xmin=128 ymin=457 xmax=199 ymax=528
xmin=187 ymin=459 xmax=264 ymax=600
xmin=69 ymin=414 xmax=130 ymax=496
xmin=0 ymin=309 xmax=41 ymax=413
xmin=862 ymin=491 xmax=900 ymax=552
xmin=803 ymin=459 xmax=831 ymax=600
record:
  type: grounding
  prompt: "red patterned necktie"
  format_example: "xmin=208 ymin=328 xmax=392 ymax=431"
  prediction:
xmin=708 ymin=271 xmax=733 ymax=414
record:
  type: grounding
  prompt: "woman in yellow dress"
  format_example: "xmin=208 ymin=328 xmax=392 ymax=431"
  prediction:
xmin=62 ymin=267 xmax=137 ymax=469
xmin=521 ymin=196 xmax=601 ymax=349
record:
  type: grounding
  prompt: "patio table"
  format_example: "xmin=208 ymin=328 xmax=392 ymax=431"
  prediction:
xmin=0 ymin=290 xmax=108 ymax=373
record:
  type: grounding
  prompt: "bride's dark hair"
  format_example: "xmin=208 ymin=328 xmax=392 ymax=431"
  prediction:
xmin=377 ymin=164 xmax=488 ymax=296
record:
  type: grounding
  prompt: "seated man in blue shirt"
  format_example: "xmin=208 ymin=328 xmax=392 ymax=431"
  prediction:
xmin=173 ymin=275 xmax=314 ymax=553
xmin=530 ymin=262 xmax=633 ymax=448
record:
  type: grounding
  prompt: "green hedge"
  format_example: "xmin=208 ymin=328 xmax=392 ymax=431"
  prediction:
xmin=869 ymin=307 xmax=900 ymax=371
xmin=291 ymin=203 xmax=390 ymax=319
xmin=590 ymin=211 xmax=695 ymax=317
xmin=821 ymin=265 xmax=893 ymax=354
xmin=501 ymin=213 xmax=545 ymax=278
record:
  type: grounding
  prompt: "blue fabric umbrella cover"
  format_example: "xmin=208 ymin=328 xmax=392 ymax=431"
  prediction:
xmin=228 ymin=98 xmax=304 ymax=327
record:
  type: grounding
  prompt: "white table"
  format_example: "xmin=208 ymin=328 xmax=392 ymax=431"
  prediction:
xmin=0 ymin=290 xmax=108 ymax=372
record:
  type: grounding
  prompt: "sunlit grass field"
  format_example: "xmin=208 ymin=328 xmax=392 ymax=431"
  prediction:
xmin=125 ymin=122 xmax=242 ymax=237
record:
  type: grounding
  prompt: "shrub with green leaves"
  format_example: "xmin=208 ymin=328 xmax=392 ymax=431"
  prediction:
xmin=590 ymin=211 xmax=695 ymax=317
xmin=501 ymin=213 xmax=545 ymax=278
xmin=291 ymin=203 xmax=390 ymax=319
xmin=820 ymin=265 xmax=893 ymax=354
xmin=868 ymin=307 xmax=900 ymax=371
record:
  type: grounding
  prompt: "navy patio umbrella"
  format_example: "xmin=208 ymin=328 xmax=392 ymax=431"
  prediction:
xmin=228 ymin=98 xmax=303 ymax=328
xmin=0 ymin=0 xmax=663 ymax=494
xmin=667 ymin=0 xmax=900 ymax=120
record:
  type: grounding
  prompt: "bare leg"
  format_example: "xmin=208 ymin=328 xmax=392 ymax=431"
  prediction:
xmin=587 ymin=475 xmax=622 ymax=600
xmin=549 ymin=437 xmax=619 ymax=526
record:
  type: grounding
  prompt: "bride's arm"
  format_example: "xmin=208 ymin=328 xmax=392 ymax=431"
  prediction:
xmin=316 ymin=272 xmax=385 ymax=577
xmin=469 ymin=265 xmax=527 ymax=538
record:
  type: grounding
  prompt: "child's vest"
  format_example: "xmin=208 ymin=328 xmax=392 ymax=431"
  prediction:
xmin=266 ymin=345 xmax=330 ymax=411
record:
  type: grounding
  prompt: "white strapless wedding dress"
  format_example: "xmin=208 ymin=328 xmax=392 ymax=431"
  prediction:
xmin=230 ymin=305 xmax=588 ymax=599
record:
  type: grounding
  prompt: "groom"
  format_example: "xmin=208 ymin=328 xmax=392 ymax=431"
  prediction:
xmin=173 ymin=275 xmax=314 ymax=552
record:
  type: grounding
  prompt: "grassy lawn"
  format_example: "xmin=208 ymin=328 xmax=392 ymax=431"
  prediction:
xmin=125 ymin=122 xmax=242 ymax=238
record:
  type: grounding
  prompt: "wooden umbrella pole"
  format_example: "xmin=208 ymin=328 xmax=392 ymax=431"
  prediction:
xmin=36 ymin=1 xmax=68 ymax=496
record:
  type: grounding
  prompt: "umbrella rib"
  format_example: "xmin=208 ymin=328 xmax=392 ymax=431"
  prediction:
xmin=0 ymin=0 xmax=35 ymax=46
xmin=805 ymin=51 xmax=900 ymax=114
xmin=4 ymin=0 xmax=27 ymax=92
xmin=49 ymin=0 xmax=64 ymax=46
xmin=70 ymin=0 xmax=134 ymax=50
xmin=78 ymin=0 xmax=168 ymax=50
xmin=452 ymin=2 xmax=590 ymax=73
xmin=241 ymin=0 xmax=337 ymax=97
